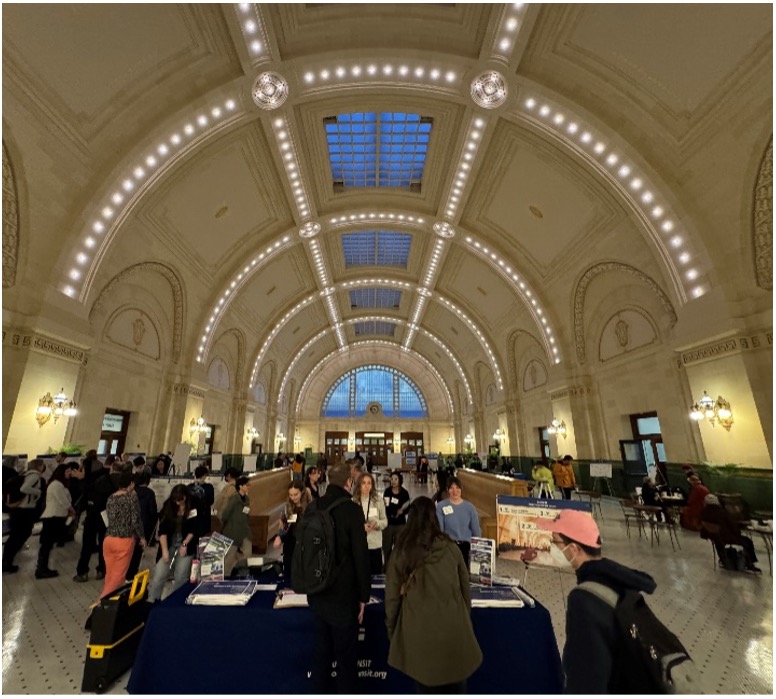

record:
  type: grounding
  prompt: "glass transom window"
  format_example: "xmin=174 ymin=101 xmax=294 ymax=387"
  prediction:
xmin=322 ymin=365 xmax=427 ymax=418
xmin=349 ymin=288 xmax=402 ymax=309
xmin=354 ymin=321 xmax=396 ymax=336
xmin=342 ymin=230 xmax=412 ymax=268
xmin=324 ymin=112 xmax=432 ymax=191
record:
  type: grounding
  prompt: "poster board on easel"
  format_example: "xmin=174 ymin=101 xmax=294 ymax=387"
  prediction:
xmin=495 ymin=495 xmax=593 ymax=570
xmin=243 ymin=454 xmax=257 ymax=473
xmin=589 ymin=463 xmax=613 ymax=495
xmin=171 ymin=443 xmax=192 ymax=474
xmin=387 ymin=453 xmax=403 ymax=471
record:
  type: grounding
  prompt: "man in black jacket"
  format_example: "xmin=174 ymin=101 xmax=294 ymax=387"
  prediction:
xmin=307 ymin=461 xmax=370 ymax=693
xmin=536 ymin=509 xmax=657 ymax=693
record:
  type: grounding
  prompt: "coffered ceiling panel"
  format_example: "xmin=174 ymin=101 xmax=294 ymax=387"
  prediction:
xmin=265 ymin=4 xmax=494 ymax=60
xmin=2 ymin=4 xmax=240 ymax=141
xmin=144 ymin=125 xmax=291 ymax=271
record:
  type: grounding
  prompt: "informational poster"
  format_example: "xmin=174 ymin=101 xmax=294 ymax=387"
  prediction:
xmin=171 ymin=443 xmax=192 ymax=473
xmin=589 ymin=462 xmax=612 ymax=479
xmin=211 ymin=451 xmax=223 ymax=472
xmin=199 ymin=532 xmax=232 ymax=581
xmin=496 ymin=495 xmax=593 ymax=569
xmin=405 ymin=451 xmax=416 ymax=467
xmin=469 ymin=537 xmax=495 ymax=584
xmin=243 ymin=454 xmax=258 ymax=473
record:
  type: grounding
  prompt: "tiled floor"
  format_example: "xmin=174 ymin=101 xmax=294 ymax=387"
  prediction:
xmin=2 ymin=483 xmax=772 ymax=694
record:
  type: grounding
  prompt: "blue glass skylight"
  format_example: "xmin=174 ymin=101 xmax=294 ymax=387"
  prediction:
xmin=324 ymin=112 xmax=432 ymax=190
xmin=342 ymin=230 xmax=411 ymax=268
xmin=349 ymin=288 xmax=402 ymax=309
xmin=354 ymin=321 xmax=396 ymax=337
xmin=321 ymin=365 xmax=428 ymax=418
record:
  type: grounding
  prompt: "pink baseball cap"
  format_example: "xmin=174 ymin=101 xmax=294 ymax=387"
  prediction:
xmin=535 ymin=509 xmax=602 ymax=548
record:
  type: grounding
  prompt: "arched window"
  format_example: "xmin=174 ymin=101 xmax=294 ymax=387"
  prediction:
xmin=322 ymin=365 xmax=427 ymax=418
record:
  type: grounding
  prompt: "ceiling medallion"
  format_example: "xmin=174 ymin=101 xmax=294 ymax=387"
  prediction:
xmin=251 ymin=72 xmax=289 ymax=110
xmin=299 ymin=221 xmax=321 ymax=238
xmin=470 ymin=71 xmax=507 ymax=109
xmin=433 ymin=221 xmax=456 ymax=238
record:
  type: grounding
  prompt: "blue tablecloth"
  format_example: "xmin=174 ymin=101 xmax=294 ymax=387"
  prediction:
xmin=127 ymin=581 xmax=563 ymax=694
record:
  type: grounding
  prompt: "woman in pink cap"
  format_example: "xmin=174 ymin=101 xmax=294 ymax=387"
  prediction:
xmin=536 ymin=509 xmax=657 ymax=694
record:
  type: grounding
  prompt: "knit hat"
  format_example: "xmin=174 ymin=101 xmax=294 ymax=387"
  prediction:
xmin=535 ymin=509 xmax=602 ymax=548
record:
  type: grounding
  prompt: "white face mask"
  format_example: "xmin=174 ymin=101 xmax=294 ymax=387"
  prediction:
xmin=549 ymin=544 xmax=570 ymax=567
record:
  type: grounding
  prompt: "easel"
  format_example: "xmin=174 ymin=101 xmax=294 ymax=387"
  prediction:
xmin=591 ymin=477 xmax=613 ymax=496
xmin=534 ymin=481 xmax=554 ymax=499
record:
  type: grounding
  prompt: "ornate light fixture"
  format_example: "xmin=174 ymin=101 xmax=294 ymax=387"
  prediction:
xmin=276 ymin=432 xmax=286 ymax=447
xmin=294 ymin=432 xmax=302 ymax=448
xmin=492 ymin=427 xmax=506 ymax=444
xmin=189 ymin=416 xmax=207 ymax=436
xmin=470 ymin=71 xmax=507 ymax=109
xmin=35 ymin=388 xmax=77 ymax=427
xmin=247 ymin=427 xmax=259 ymax=439
xmin=251 ymin=72 xmax=288 ymax=109
xmin=690 ymin=391 xmax=734 ymax=431
xmin=464 ymin=433 xmax=475 ymax=448
xmin=547 ymin=418 xmax=567 ymax=438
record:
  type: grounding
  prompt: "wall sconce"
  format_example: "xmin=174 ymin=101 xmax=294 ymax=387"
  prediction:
xmin=189 ymin=416 xmax=206 ymax=436
xmin=35 ymin=387 xmax=77 ymax=427
xmin=447 ymin=435 xmax=455 ymax=448
xmin=464 ymin=433 xmax=474 ymax=448
xmin=247 ymin=427 xmax=259 ymax=439
xmin=294 ymin=433 xmax=302 ymax=448
xmin=690 ymin=391 xmax=734 ymax=431
xmin=492 ymin=427 xmax=506 ymax=444
xmin=547 ymin=418 xmax=567 ymax=438
xmin=276 ymin=432 xmax=286 ymax=446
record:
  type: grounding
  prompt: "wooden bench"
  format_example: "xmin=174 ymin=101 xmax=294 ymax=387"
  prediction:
xmin=456 ymin=469 xmax=530 ymax=540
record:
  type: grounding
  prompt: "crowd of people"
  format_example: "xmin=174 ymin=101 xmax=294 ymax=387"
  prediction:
xmin=2 ymin=448 xmax=764 ymax=693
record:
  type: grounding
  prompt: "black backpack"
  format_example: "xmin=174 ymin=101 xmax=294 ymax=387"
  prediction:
xmin=577 ymin=581 xmax=699 ymax=694
xmin=4 ymin=473 xmax=27 ymax=507
xmin=291 ymin=497 xmax=348 ymax=594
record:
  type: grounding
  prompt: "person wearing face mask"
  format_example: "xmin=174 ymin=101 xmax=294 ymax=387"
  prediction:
xmin=535 ymin=510 xmax=656 ymax=693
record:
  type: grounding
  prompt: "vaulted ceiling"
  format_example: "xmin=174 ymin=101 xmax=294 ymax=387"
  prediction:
xmin=3 ymin=3 xmax=772 ymax=419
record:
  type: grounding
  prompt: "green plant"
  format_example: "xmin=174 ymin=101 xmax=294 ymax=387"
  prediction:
xmin=46 ymin=442 xmax=85 ymax=455
xmin=701 ymin=462 xmax=741 ymax=493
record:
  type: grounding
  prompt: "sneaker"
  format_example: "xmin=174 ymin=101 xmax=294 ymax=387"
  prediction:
xmin=95 ymin=570 xmax=105 ymax=580
xmin=73 ymin=573 xmax=89 ymax=582
xmin=2 ymin=564 xmax=19 ymax=574
xmin=35 ymin=569 xmax=59 ymax=579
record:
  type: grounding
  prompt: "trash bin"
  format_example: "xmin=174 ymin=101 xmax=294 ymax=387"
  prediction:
xmin=82 ymin=569 xmax=150 ymax=693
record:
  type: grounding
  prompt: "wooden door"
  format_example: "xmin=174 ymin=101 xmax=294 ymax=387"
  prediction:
xmin=325 ymin=431 xmax=349 ymax=463
xmin=355 ymin=431 xmax=393 ymax=466
xmin=400 ymin=431 xmax=424 ymax=468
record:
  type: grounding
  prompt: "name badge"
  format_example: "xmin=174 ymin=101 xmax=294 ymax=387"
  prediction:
xmin=288 ymin=514 xmax=298 ymax=524
xmin=442 ymin=505 xmax=454 ymax=515
xmin=188 ymin=509 xmax=197 ymax=519
xmin=242 ymin=506 xmax=250 ymax=514
xmin=390 ymin=497 xmax=399 ymax=505
xmin=384 ymin=497 xmax=391 ymax=506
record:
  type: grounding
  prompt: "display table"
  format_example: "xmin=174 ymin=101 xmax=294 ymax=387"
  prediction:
xmin=128 ymin=582 xmax=563 ymax=694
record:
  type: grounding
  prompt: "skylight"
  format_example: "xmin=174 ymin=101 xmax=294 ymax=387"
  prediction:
xmin=342 ymin=230 xmax=411 ymax=267
xmin=354 ymin=321 xmax=396 ymax=336
xmin=349 ymin=288 xmax=402 ymax=309
xmin=324 ymin=112 xmax=432 ymax=191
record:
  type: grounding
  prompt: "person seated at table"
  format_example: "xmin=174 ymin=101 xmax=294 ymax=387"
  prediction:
xmin=641 ymin=477 xmax=671 ymax=523
xmin=147 ymin=484 xmax=198 ymax=602
xmin=222 ymin=476 xmax=253 ymax=577
xmin=681 ymin=475 xmax=710 ymax=531
xmin=700 ymin=494 xmax=761 ymax=573
xmin=552 ymin=455 xmax=576 ymax=499
xmin=273 ymin=480 xmax=311 ymax=578
xmin=435 ymin=477 xmax=481 ymax=564
xmin=385 ymin=496 xmax=482 ymax=693
xmin=531 ymin=461 xmax=555 ymax=497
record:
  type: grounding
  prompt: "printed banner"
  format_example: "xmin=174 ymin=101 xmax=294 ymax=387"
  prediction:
xmin=496 ymin=495 xmax=592 ymax=569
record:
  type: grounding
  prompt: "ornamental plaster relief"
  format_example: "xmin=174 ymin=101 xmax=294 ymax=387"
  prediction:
xmin=574 ymin=261 xmax=677 ymax=364
xmin=679 ymin=331 xmax=773 ymax=366
xmin=522 ymin=359 xmax=548 ymax=392
xmin=3 ymin=327 xmax=88 ymax=365
xmin=599 ymin=309 xmax=657 ymax=362
xmin=753 ymin=138 xmax=772 ymax=291
xmin=2 ymin=142 xmax=19 ymax=288
xmin=207 ymin=357 xmax=231 ymax=392
xmin=105 ymin=308 xmax=161 ymax=361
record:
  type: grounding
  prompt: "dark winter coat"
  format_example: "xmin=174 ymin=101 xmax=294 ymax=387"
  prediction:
xmin=563 ymin=557 xmax=656 ymax=693
xmin=385 ymin=536 xmax=482 ymax=686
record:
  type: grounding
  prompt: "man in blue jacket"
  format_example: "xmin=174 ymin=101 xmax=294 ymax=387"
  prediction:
xmin=536 ymin=509 xmax=657 ymax=693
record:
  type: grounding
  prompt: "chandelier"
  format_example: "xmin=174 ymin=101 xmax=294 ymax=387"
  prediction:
xmin=547 ymin=418 xmax=567 ymax=438
xmin=689 ymin=391 xmax=734 ymax=431
xmin=189 ymin=416 xmax=207 ymax=435
xmin=35 ymin=388 xmax=77 ymax=427
xmin=492 ymin=427 xmax=506 ymax=443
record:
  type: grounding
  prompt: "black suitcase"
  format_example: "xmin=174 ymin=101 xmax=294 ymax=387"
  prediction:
xmin=82 ymin=569 xmax=150 ymax=693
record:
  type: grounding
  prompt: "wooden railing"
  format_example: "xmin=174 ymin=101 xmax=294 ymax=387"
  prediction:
xmin=456 ymin=469 xmax=530 ymax=540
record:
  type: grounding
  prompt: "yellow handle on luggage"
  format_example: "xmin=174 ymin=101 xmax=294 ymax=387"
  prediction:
xmin=128 ymin=569 xmax=149 ymax=606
